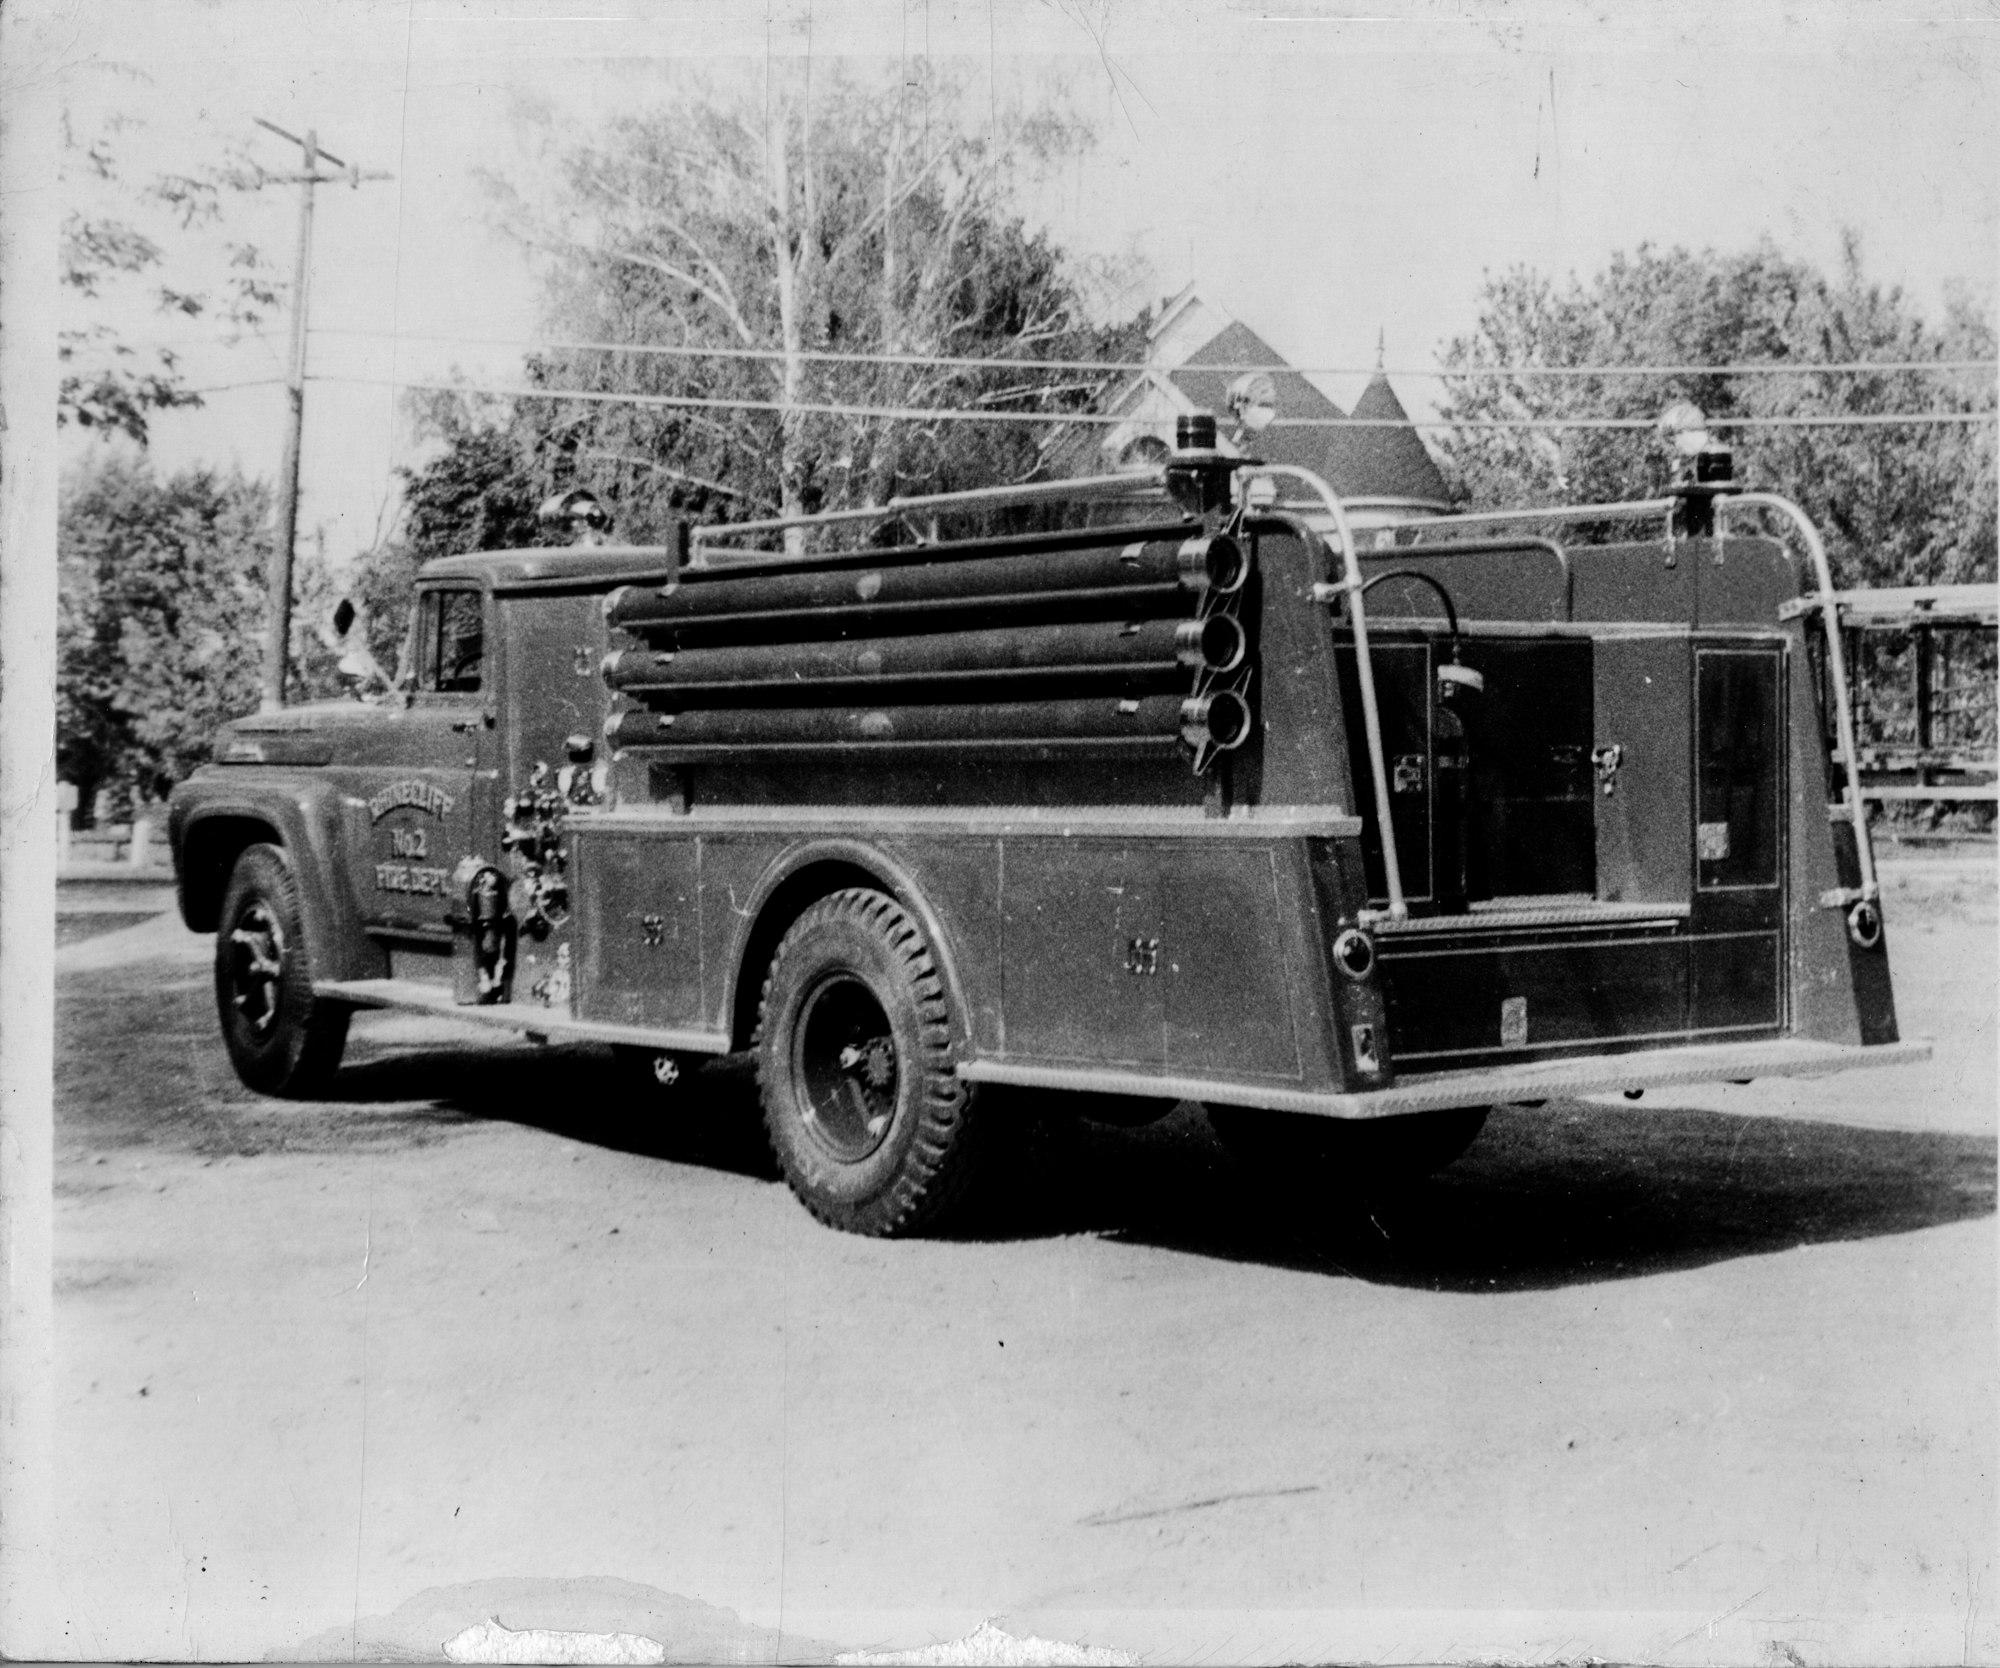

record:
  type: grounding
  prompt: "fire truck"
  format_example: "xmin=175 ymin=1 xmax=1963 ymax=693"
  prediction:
xmin=168 ymin=415 xmax=1928 ymax=1235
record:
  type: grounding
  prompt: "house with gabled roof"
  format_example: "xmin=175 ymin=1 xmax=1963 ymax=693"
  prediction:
xmin=1050 ymin=283 xmax=1454 ymax=531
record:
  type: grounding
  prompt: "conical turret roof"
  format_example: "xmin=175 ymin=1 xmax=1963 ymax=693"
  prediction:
xmin=1326 ymin=374 xmax=1452 ymax=507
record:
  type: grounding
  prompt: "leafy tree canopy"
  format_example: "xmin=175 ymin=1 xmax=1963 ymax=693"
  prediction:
xmin=60 ymin=103 xmax=281 ymax=445
xmin=1433 ymin=235 xmax=1996 ymax=588
xmin=59 ymin=453 xmax=339 ymax=810
xmin=368 ymin=61 xmax=1146 ymax=595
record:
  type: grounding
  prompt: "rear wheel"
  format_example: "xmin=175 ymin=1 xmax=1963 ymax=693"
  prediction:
xmin=1207 ymin=1104 xmax=1488 ymax=1193
xmin=214 ymin=843 xmax=349 ymax=1097
xmin=756 ymin=888 xmax=983 ymax=1236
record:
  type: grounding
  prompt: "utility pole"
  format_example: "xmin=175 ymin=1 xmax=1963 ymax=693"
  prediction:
xmin=252 ymin=117 xmax=391 ymax=711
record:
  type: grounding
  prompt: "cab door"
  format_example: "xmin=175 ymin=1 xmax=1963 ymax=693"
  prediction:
xmin=351 ymin=585 xmax=496 ymax=941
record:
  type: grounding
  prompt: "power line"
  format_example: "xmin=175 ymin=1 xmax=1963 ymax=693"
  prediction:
xmin=301 ymin=325 xmax=1998 ymax=381
xmin=317 ymin=373 xmax=1998 ymax=429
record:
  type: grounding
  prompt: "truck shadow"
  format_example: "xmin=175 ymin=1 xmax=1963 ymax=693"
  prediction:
xmin=325 ymin=1043 xmax=784 ymax=1177
xmin=1054 ymin=1100 xmax=1997 ymax=1292
xmin=323 ymin=1043 xmax=1994 ymax=1293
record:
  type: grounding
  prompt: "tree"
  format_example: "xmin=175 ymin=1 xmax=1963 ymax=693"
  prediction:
xmin=342 ymin=393 xmax=548 ymax=671
xmin=348 ymin=64 xmax=1145 ymax=650
xmin=59 ymin=106 xmax=281 ymax=446
xmin=59 ymin=454 xmax=339 ymax=815
xmin=450 ymin=63 xmax=1145 ymax=547
xmin=1432 ymin=236 xmax=1996 ymax=590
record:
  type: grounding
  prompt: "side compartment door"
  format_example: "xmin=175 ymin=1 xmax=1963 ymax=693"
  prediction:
xmin=1689 ymin=639 xmax=1787 ymax=1036
xmin=999 ymin=838 xmax=1308 ymax=1081
xmin=1000 ymin=841 xmax=1164 ymax=1069
xmin=351 ymin=585 xmax=494 ymax=941
xmin=1593 ymin=633 xmax=1692 ymax=905
xmin=1159 ymin=845 xmax=1303 ymax=1079
xmin=571 ymin=829 xmax=705 ymax=1030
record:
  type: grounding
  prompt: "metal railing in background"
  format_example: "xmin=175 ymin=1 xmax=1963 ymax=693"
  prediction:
xmin=1791 ymin=581 xmax=1999 ymax=817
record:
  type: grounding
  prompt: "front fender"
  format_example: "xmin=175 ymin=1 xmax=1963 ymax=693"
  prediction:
xmin=169 ymin=771 xmax=382 ymax=983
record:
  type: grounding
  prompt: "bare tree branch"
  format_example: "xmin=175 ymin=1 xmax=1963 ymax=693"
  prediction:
xmin=582 ymin=449 xmax=780 ymax=511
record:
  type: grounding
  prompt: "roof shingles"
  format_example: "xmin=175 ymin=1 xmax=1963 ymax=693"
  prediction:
xmin=1057 ymin=303 xmax=1453 ymax=510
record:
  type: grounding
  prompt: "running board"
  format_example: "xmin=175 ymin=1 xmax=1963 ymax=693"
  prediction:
xmin=958 ymin=1035 xmax=1933 ymax=1120
xmin=317 ymin=977 xmax=731 ymax=1056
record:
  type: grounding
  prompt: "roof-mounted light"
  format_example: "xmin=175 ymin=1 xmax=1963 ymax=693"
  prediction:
xmin=1175 ymin=411 xmax=1220 ymax=453
xmin=538 ymin=488 xmax=612 ymax=546
xmin=1657 ymin=400 xmax=1712 ymax=457
xmin=1166 ymin=410 xmax=1244 ymax=516
xmin=1659 ymin=400 xmax=1738 ymax=534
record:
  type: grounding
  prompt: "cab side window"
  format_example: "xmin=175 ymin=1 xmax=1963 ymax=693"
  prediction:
xmin=418 ymin=588 xmax=484 ymax=694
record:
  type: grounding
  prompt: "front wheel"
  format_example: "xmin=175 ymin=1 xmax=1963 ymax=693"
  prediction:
xmin=755 ymin=888 xmax=984 ymax=1236
xmin=1207 ymin=1104 xmax=1488 ymax=1194
xmin=214 ymin=843 xmax=349 ymax=1097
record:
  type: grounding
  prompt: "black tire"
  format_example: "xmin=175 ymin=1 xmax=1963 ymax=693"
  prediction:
xmin=1207 ymin=1103 xmax=1488 ymax=1194
xmin=214 ymin=843 xmax=349 ymax=1097
xmin=755 ymin=888 xmax=983 ymax=1236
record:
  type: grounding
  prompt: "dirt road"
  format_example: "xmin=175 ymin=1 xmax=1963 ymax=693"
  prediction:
xmin=47 ymin=864 xmax=1996 ymax=1664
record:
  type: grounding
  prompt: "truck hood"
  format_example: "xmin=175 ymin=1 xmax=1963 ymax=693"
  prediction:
xmin=213 ymin=698 xmax=390 ymax=765
xmin=223 ymin=698 xmax=390 ymax=733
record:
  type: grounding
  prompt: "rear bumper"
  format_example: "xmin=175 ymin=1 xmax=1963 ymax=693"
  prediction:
xmin=959 ymin=1035 xmax=1934 ymax=1120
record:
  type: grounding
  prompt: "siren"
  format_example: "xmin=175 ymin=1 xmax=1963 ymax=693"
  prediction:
xmin=539 ymin=488 xmax=612 ymax=546
xmin=1659 ymin=401 xmax=1738 ymax=536
xmin=1175 ymin=411 xmax=1219 ymax=452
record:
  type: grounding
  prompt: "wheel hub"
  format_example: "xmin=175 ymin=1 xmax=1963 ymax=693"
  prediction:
xmin=228 ymin=903 xmax=286 ymax=1036
xmin=797 ymin=975 xmax=899 ymax=1162
xmin=842 ymin=1036 xmax=897 ymax=1092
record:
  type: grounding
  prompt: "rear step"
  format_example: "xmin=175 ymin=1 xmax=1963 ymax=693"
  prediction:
xmin=960 ymin=1035 xmax=1932 ymax=1119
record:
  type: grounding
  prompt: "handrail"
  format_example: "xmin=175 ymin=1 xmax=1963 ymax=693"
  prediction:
xmin=1717 ymin=491 xmax=1878 ymax=903
xmin=1411 ymin=498 xmax=1677 ymax=533
xmin=1242 ymin=463 xmax=1408 ymax=920
xmin=689 ymin=468 xmax=1171 ymax=559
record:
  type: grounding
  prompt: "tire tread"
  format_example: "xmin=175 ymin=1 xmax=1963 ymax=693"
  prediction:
xmin=755 ymin=887 xmax=981 ymax=1236
xmin=214 ymin=843 xmax=349 ymax=1097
